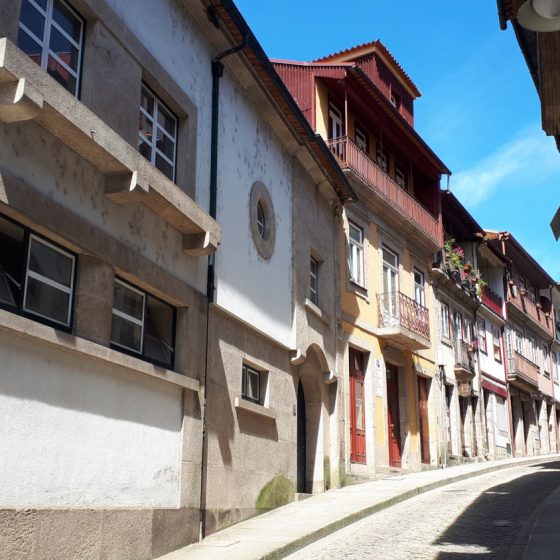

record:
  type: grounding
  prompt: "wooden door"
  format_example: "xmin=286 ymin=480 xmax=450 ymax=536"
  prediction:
xmin=386 ymin=364 xmax=402 ymax=467
xmin=349 ymin=349 xmax=366 ymax=464
xmin=418 ymin=376 xmax=430 ymax=464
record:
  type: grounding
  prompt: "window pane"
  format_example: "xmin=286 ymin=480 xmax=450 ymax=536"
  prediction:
xmin=141 ymin=87 xmax=155 ymax=116
xmin=383 ymin=248 xmax=397 ymax=268
xmin=349 ymin=223 xmax=362 ymax=244
xmin=156 ymin=128 xmax=175 ymax=161
xmin=28 ymin=238 xmax=73 ymax=288
xmin=47 ymin=55 xmax=76 ymax=94
xmin=157 ymin=105 xmax=176 ymax=137
xmin=356 ymin=381 xmax=364 ymax=430
xmin=20 ymin=0 xmax=45 ymax=41
xmin=247 ymin=370 xmax=259 ymax=401
xmin=24 ymin=276 xmax=70 ymax=324
xmin=113 ymin=282 xmax=144 ymax=320
xmin=138 ymin=136 xmax=152 ymax=162
xmin=52 ymin=0 xmax=81 ymax=42
xmin=18 ymin=27 xmax=43 ymax=63
xmin=139 ymin=113 xmax=153 ymax=140
xmin=49 ymin=26 xmax=79 ymax=70
xmin=144 ymin=296 xmax=174 ymax=366
xmin=155 ymin=153 xmax=174 ymax=180
xmin=111 ymin=314 xmax=142 ymax=353
xmin=0 ymin=217 xmax=25 ymax=307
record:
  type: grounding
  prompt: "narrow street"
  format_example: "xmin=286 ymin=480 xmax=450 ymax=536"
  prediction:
xmin=286 ymin=461 xmax=560 ymax=560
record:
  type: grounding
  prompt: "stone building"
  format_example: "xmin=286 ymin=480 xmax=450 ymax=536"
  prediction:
xmin=0 ymin=0 xmax=354 ymax=557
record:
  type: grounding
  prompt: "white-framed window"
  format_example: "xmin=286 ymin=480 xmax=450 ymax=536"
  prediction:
xmin=514 ymin=329 xmax=523 ymax=355
xmin=328 ymin=102 xmax=343 ymax=140
xmin=478 ymin=318 xmax=487 ymax=353
xmin=491 ymin=325 xmax=502 ymax=362
xmin=531 ymin=336 xmax=538 ymax=364
xmin=0 ymin=213 xmax=76 ymax=328
xmin=242 ymin=364 xmax=261 ymax=404
xmin=18 ymin=0 xmax=84 ymax=96
xmin=348 ymin=222 xmax=364 ymax=286
xmin=496 ymin=396 xmax=508 ymax=433
xmin=310 ymin=256 xmax=319 ymax=306
xmin=543 ymin=343 xmax=550 ymax=376
xmin=554 ymin=351 xmax=559 ymax=382
xmin=453 ymin=311 xmax=463 ymax=341
xmin=139 ymin=84 xmax=178 ymax=181
xmin=441 ymin=302 xmax=450 ymax=339
xmin=111 ymin=278 xmax=175 ymax=368
xmin=464 ymin=318 xmax=473 ymax=344
xmin=414 ymin=268 xmax=425 ymax=307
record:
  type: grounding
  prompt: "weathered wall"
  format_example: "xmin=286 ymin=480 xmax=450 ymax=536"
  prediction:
xmin=0 ymin=329 xmax=183 ymax=508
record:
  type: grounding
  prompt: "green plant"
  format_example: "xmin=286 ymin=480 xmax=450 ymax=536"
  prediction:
xmin=444 ymin=239 xmax=464 ymax=271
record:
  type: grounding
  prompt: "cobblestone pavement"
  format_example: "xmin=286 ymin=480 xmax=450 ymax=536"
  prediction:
xmin=286 ymin=461 xmax=560 ymax=560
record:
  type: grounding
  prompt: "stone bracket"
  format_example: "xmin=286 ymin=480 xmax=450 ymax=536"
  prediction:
xmin=290 ymin=349 xmax=306 ymax=366
xmin=105 ymin=170 xmax=149 ymax=203
xmin=183 ymin=231 xmax=217 ymax=256
xmin=323 ymin=370 xmax=338 ymax=384
xmin=0 ymin=78 xmax=43 ymax=122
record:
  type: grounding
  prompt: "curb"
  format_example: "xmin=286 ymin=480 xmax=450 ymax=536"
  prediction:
xmin=265 ymin=456 xmax=560 ymax=560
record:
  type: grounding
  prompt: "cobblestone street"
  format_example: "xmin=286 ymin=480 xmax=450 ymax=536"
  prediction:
xmin=286 ymin=461 xmax=560 ymax=560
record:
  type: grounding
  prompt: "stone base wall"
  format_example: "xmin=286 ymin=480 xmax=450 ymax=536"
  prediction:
xmin=0 ymin=507 xmax=199 ymax=560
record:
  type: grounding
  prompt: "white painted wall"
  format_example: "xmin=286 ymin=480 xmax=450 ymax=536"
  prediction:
xmin=105 ymin=0 xmax=294 ymax=346
xmin=0 ymin=329 xmax=182 ymax=507
xmin=478 ymin=313 xmax=507 ymax=384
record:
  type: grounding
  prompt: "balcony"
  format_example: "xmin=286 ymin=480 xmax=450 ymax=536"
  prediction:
xmin=481 ymin=285 xmax=504 ymax=318
xmin=454 ymin=341 xmax=475 ymax=379
xmin=507 ymin=290 xmax=554 ymax=339
xmin=507 ymin=351 xmax=539 ymax=389
xmin=327 ymin=137 xmax=441 ymax=248
xmin=376 ymin=291 xmax=430 ymax=350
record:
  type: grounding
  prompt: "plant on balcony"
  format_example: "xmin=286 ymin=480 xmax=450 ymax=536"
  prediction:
xmin=471 ymin=269 xmax=487 ymax=298
xmin=463 ymin=261 xmax=473 ymax=273
xmin=444 ymin=239 xmax=464 ymax=274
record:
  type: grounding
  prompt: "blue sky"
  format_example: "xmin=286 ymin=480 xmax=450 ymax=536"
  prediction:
xmin=235 ymin=0 xmax=560 ymax=279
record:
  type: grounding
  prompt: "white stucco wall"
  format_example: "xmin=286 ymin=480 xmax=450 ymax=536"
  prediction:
xmin=478 ymin=313 xmax=507 ymax=384
xmin=0 ymin=329 xmax=182 ymax=508
xmin=105 ymin=0 xmax=293 ymax=346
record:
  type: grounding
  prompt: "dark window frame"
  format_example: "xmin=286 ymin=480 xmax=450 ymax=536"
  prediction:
xmin=242 ymin=363 xmax=261 ymax=404
xmin=0 ymin=212 xmax=77 ymax=332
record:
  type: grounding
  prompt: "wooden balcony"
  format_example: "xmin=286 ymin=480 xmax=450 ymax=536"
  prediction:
xmin=481 ymin=285 xmax=504 ymax=318
xmin=376 ymin=291 xmax=430 ymax=350
xmin=454 ymin=340 xmax=475 ymax=379
xmin=508 ymin=351 xmax=539 ymax=389
xmin=327 ymin=137 xmax=442 ymax=247
xmin=507 ymin=290 xmax=554 ymax=339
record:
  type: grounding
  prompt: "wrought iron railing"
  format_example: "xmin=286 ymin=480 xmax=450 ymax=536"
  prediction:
xmin=327 ymin=136 xmax=441 ymax=245
xmin=454 ymin=340 xmax=474 ymax=373
xmin=377 ymin=291 xmax=430 ymax=340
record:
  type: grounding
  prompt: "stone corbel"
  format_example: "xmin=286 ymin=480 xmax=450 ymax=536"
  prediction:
xmin=105 ymin=171 xmax=148 ymax=203
xmin=290 ymin=349 xmax=306 ymax=366
xmin=323 ymin=370 xmax=338 ymax=384
xmin=183 ymin=231 xmax=217 ymax=256
xmin=0 ymin=78 xmax=43 ymax=122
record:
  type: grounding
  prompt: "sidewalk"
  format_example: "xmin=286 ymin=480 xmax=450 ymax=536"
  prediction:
xmin=159 ymin=455 xmax=560 ymax=560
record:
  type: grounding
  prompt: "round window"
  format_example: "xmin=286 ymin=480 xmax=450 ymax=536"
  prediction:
xmin=250 ymin=181 xmax=275 ymax=259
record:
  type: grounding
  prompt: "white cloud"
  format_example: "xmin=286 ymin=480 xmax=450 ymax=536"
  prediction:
xmin=452 ymin=125 xmax=560 ymax=207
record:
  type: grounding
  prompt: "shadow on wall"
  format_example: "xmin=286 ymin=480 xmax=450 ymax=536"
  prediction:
xmin=433 ymin=461 xmax=560 ymax=559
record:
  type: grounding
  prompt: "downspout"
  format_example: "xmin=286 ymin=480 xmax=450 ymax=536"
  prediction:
xmin=199 ymin=30 xmax=248 ymax=542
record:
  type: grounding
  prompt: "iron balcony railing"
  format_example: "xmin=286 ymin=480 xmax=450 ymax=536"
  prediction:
xmin=481 ymin=285 xmax=504 ymax=317
xmin=454 ymin=340 xmax=474 ymax=373
xmin=327 ymin=136 xmax=442 ymax=245
xmin=377 ymin=291 xmax=430 ymax=340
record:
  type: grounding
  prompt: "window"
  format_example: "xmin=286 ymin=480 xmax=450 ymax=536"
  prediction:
xmin=531 ymin=336 xmax=538 ymax=364
xmin=355 ymin=125 xmax=368 ymax=153
xmin=464 ymin=318 xmax=473 ymax=344
xmin=111 ymin=279 xmax=175 ymax=368
xmin=310 ymin=257 xmax=319 ymax=306
xmin=376 ymin=146 xmax=388 ymax=172
xmin=496 ymin=396 xmax=508 ymax=433
xmin=0 ymin=214 xmax=75 ymax=328
xmin=453 ymin=311 xmax=463 ymax=341
xmin=256 ymin=201 xmax=266 ymax=237
xmin=554 ymin=352 xmax=559 ymax=382
xmin=395 ymin=164 xmax=407 ymax=190
xmin=328 ymin=103 xmax=343 ymax=140
xmin=250 ymin=182 xmax=276 ymax=259
xmin=543 ymin=343 xmax=550 ymax=377
xmin=139 ymin=84 xmax=178 ymax=181
xmin=18 ymin=0 xmax=84 ymax=96
xmin=441 ymin=302 xmax=450 ymax=339
xmin=414 ymin=269 xmax=425 ymax=307
xmin=529 ymin=287 xmax=537 ymax=304
xmin=514 ymin=329 xmax=523 ymax=355
xmin=491 ymin=325 xmax=502 ymax=362
xmin=478 ymin=319 xmax=487 ymax=353
xmin=348 ymin=222 xmax=364 ymax=286
xmin=242 ymin=364 xmax=261 ymax=404
xmin=390 ymin=90 xmax=401 ymax=111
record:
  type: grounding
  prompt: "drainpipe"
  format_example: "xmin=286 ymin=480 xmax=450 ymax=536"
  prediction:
xmin=199 ymin=30 xmax=248 ymax=542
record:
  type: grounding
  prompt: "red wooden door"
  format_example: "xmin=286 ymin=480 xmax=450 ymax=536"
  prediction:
xmin=386 ymin=364 xmax=402 ymax=467
xmin=349 ymin=349 xmax=366 ymax=464
xmin=418 ymin=376 xmax=431 ymax=464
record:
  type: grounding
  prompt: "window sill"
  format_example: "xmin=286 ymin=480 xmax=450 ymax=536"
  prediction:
xmin=305 ymin=298 xmax=330 ymax=325
xmin=441 ymin=336 xmax=453 ymax=348
xmin=0 ymin=38 xmax=220 ymax=256
xmin=234 ymin=396 xmax=277 ymax=420
xmin=0 ymin=308 xmax=198 ymax=391
xmin=348 ymin=279 xmax=369 ymax=301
